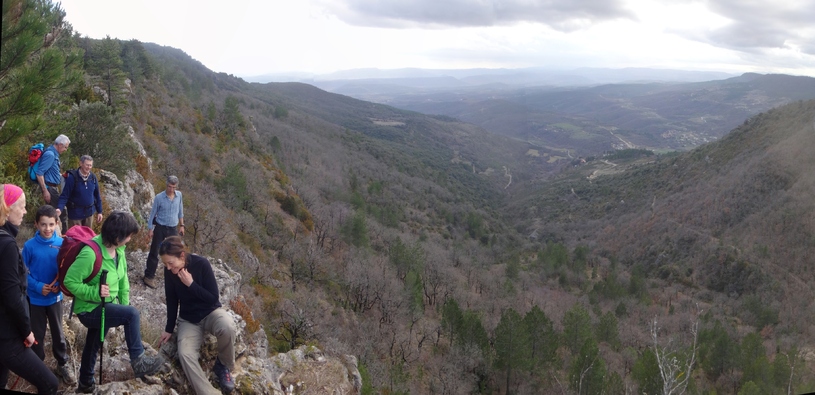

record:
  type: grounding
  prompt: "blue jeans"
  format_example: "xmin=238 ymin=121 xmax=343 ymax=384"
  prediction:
xmin=0 ymin=337 xmax=59 ymax=394
xmin=77 ymin=303 xmax=144 ymax=386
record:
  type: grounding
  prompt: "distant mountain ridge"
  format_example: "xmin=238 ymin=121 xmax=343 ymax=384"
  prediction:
xmin=359 ymin=73 xmax=815 ymax=154
xmin=246 ymin=66 xmax=735 ymax=87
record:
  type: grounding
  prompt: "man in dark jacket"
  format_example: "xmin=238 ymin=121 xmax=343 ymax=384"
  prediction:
xmin=57 ymin=155 xmax=103 ymax=229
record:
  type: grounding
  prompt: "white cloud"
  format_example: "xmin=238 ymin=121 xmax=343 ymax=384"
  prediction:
xmin=318 ymin=0 xmax=634 ymax=30
xmin=59 ymin=0 xmax=815 ymax=77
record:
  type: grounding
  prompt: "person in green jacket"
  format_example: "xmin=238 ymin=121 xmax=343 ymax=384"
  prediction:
xmin=64 ymin=211 xmax=166 ymax=393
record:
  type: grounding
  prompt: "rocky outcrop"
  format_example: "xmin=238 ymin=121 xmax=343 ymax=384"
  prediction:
xmin=46 ymin=171 xmax=362 ymax=394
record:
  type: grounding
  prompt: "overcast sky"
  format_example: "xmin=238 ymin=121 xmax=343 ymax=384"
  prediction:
xmin=60 ymin=0 xmax=815 ymax=79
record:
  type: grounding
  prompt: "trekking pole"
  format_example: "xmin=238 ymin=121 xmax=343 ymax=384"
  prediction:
xmin=99 ymin=269 xmax=109 ymax=388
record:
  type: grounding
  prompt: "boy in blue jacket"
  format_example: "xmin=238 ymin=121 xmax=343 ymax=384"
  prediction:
xmin=22 ymin=205 xmax=76 ymax=384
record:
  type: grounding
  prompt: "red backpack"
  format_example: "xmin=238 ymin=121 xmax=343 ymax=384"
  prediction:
xmin=57 ymin=226 xmax=103 ymax=297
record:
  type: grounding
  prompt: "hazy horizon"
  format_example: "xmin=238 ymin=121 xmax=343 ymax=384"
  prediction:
xmin=61 ymin=0 xmax=815 ymax=78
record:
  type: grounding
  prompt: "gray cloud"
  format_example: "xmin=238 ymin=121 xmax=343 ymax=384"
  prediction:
xmin=323 ymin=0 xmax=634 ymax=31
xmin=702 ymin=0 xmax=815 ymax=54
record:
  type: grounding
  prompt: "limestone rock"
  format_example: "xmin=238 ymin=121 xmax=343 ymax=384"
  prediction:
xmin=56 ymin=172 xmax=361 ymax=394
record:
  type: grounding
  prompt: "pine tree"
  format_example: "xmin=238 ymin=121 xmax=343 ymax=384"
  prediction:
xmin=95 ymin=36 xmax=125 ymax=108
xmin=441 ymin=298 xmax=463 ymax=347
xmin=523 ymin=305 xmax=559 ymax=374
xmin=568 ymin=338 xmax=605 ymax=395
xmin=596 ymin=311 xmax=621 ymax=350
xmin=562 ymin=303 xmax=593 ymax=354
xmin=632 ymin=348 xmax=663 ymax=395
xmin=0 ymin=0 xmax=81 ymax=147
xmin=494 ymin=308 xmax=531 ymax=395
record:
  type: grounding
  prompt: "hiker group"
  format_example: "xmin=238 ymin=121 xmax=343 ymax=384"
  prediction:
xmin=1 ymin=135 xmax=236 ymax=394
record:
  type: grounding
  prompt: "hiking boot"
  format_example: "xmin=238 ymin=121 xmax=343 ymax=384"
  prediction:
xmin=57 ymin=363 xmax=76 ymax=384
xmin=131 ymin=352 xmax=166 ymax=378
xmin=143 ymin=276 xmax=158 ymax=289
xmin=76 ymin=379 xmax=96 ymax=394
xmin=213 ymin=358 xmax=235 ymax=393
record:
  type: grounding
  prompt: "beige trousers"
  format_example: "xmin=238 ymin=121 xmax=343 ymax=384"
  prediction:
xmin=177 ymin=308 xmax=236 ymax=395
xmin=68 ymin=216 xmax=93 ymax=229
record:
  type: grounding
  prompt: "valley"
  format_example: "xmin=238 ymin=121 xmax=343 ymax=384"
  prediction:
xmin=4 ymin=24 xmax=815 ymax=393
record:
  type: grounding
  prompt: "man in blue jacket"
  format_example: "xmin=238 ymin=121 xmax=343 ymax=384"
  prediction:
xmin=35 ymin=134 xmax=70 ymax=231
xmin=57 ymin=155 xmax=103 ymax=229
xmin=22 ymin=205 xmax=76 ymax=384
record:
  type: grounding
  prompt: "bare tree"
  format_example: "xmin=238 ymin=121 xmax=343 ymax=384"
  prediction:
xmin=778 ymin=348 xmax=804 ymax=395
xmin=276 ymin=298 xmax=315 ymax=350
xmin=188 ymin=203 xmax=229 ymax=255
xmin=651 ymin=311 xmax=699 ymax=395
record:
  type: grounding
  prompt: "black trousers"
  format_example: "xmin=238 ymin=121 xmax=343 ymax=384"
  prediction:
xmin=0 ymin=337 xmax=59 ymax=394
xmin=145 ymin=224 xmax=178 ymax=278
xmin=30 ymin=301 xmax=69 ymax=365
xmin=44 ymin=185 xmax=68 ymax=232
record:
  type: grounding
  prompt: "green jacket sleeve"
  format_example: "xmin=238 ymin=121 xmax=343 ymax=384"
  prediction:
xmin=117 ymin=245 xmax=130 ymax=305
xmin=64 ymin=246 xmax=102 ymax=304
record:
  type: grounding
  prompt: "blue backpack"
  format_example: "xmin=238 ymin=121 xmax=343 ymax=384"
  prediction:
xmin=27 ymin=143 xmax=45 ymax=182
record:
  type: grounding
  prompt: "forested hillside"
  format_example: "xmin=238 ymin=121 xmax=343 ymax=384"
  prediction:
xmin=3 ymin=1 xmax=815 ymax=393
xmin=370 ymin=73 xmax=815 ymax=154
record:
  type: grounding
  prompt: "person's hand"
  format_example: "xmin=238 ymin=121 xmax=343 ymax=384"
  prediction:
xmin=100 ymin=284 xmax=110 ymax=298
xmin=147 ymin=229 xmax=153 ymax=239
xmin=178 ymin=268 xmax=193 ymax=287
xmin=24 ymin=332 xmax=36 ymax=347
xmin=96 ymin=213 xmax=103 ymax=223
xmin=55 ymin=208 xmax=61 ymax=217
xmin=158 ymin=331 xmax=173 ymax=347
xmin=43 ymin=190 xmax=51 ymax=204
xmin=41 ymin=284 xmax=52 ymax=296
xmin=178 ymin=225 xmax=185 ymax=236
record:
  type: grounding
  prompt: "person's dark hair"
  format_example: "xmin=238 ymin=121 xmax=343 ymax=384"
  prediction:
xmin=35 ymin=205 xmax=58 ymax=223
xmin=101 ymin=211 xmax=139 ymax=247
xmin=158 ymin=235 xmax=187 ymax=260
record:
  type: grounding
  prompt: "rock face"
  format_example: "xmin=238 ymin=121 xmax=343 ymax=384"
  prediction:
xmin=46 ymin=172 xmax=362 ymax=394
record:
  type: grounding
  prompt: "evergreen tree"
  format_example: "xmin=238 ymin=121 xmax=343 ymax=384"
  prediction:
xmin=740 ymin=332 xmax=770 ymax=389
xmin=120 ymin=39 xmax=154 ymax=83
xmin=571 ymin=244 xmax=589 ymax=273
xmin=596 ymin=311 xmax=621 ymax=350
xmin=738 ymin=381 xmax=762 ymax=395
xmin=1 ymin=0 xmax=81 ymax=147
xmin=458 ymin=310 xmax=490 ymax=356
xmin=568 ymin=338 xmax=605 ymax=395
xmin=220 ymin=95 xmax=245 ymax=136
xmin=632 ymin=348 xmax=663 ymax=395
xmin=341 ymin=211 xmax=369 ymax=248
xmin=523 ymin=305 xmax=559 ymax=373
xmin=404 ymin=270 xmax=424 ymax=315
xmin=699 ymin=320 xmax=738 ymax=379
xmin=493 ymin=308 xmax=531 ymax=394
xmin=604 ymin=371 xmax=625 ymax=395
xmin=70 ymin=101 xmax=137 ymax=176
xmin=388 ymin=238 xmax=423 ymax=281
xmin=93 ymin=36 xmax=125 ymax=109
xmin=538 ymin=241 xmax=569 ymax=273
xmin=562 ymin=303 xmax=593 ymax=354
xmin=441 ymin=298 xmax=463 ymax=347
xmin=215 ymin=162 xmax=251 ymax=211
